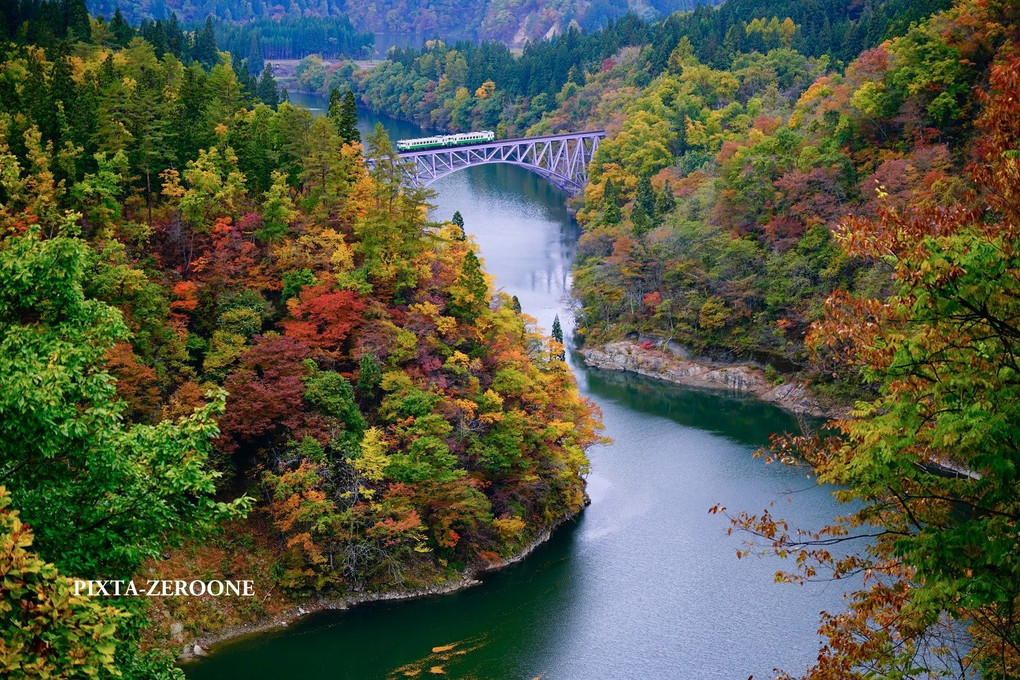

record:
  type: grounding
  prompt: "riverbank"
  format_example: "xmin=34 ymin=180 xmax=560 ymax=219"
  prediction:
xmin=580 ymin=340 xmax=838 ymax=419
xmin=177 ymin=513 xmax=579 ymax=664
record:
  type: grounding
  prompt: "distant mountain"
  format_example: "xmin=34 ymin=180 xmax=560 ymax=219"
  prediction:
xmin=86 ymin=0 xmax=719 ymax=45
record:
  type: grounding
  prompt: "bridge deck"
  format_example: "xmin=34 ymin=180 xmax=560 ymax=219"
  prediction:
xmin=396 ymin=130 xmax=607 ymax=157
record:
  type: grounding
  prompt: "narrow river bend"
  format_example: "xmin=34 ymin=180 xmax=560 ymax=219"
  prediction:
xmin=185 ymin=99 xmax=849 ymax=680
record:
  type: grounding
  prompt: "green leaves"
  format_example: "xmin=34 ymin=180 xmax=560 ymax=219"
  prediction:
xmin=0 ymin=486 xmax=129 ymax=680
xmin=0 ymin=231 xmax=249 ymax=580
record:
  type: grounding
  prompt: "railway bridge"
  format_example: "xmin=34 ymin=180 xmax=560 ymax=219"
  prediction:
xmin=396 ymin=130 xmax=606 ymax=196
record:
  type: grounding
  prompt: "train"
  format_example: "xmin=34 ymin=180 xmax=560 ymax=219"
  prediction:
xmin=396 ymin=130 xmax=495 ymax=151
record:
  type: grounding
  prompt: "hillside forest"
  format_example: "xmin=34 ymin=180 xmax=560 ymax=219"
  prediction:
xmin=294 ymin=0 xmax=1020 ymax=674
xmin=0 ymin=3 xmax=602 ymax=677
xmin=3 ymin=0 xmax=1020 ymax=677
xmin=81 ymin=0 xmax=720 ymax=45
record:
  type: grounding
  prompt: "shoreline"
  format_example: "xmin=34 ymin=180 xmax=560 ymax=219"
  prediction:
xmin=580 ymin=339 xmax=839 ymax=419
xmin=176 ymin=513 xmax=578 ymax=663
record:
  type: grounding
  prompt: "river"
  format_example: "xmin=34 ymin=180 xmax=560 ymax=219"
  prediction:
xmin=184 ymin=97 xmax=851 ymax=679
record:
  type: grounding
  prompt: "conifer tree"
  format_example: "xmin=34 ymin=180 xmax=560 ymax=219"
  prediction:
xmin=602 ymin=178 xmax=621 ymax=224
xmin=192 ymin=17 xmax=219 ymax=68
xmin=109 ymin=8 xmax=133 ymax=47
xmin=451 ymin=210 xmax=466 ymax=240
xmin=448 ymin=250 xmax=489 ymax=321
xmin=329 ymin=87 xmax=360 ymax=144
xmin=64 ymin=0 xmax=90 ymax=41
xmin=257 ymin=64 xmax=279 ymax=108
xmin=551 ymin=314 xmax=565 ymax=360
xmin=632 ymin=174 xmax=656 ymax=235
xmin=655 ymin=181 xmax=676 ymax=216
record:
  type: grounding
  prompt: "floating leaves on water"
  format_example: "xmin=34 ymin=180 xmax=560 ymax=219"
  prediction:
xmin=386 ymin=636 xmax=488 ymax=680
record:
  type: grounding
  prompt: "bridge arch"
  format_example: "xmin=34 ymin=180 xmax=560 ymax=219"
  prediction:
xmin=396 ymin=130 xmax=605 ymax=197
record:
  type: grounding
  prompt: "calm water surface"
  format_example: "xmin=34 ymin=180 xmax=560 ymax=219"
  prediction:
xmin=184 ymin=102 xmax=849 ymax=679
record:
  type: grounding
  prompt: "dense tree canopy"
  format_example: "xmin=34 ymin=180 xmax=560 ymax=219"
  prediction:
xmin=0 ymin=8 xmax=602 ymax=675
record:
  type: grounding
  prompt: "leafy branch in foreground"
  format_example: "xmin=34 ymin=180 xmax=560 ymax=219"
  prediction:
xmin=723 ymin=47 xmax=1020 ymax=680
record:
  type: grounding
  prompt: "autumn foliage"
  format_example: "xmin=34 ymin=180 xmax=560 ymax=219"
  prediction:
xmin=725 ymin=42 xmax=1020 ymax=680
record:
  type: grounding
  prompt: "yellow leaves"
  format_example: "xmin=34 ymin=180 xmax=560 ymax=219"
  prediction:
xmin=326 ymin=231 xmax=355 ymax=275
xmin=392 ymin=326 xmax=419 ymax=364
xmin=698 ymin=296 xmax=729 ymax=332
xmin=546 ymin=419 xmax=575 ymax=439
xmin=68 ymin=56 xmax=87 ymax=85
xmin=443 ymin=350 xmax=471 ymax=375
xmin=159 ymin=168 xmax=185 ymax=200
xmin=850 ymin=81 xmax=888 ymax=118
xmin=491 ymin=516 xmax=526 ymax=542
xmin=381 ymin=370 xmax=413 ymax=394
xmin=478 ymin=388 xmax=504 ymax=413
xmin=202 ymin=330 xmax=246 ymax=375
xmin=452 ymin=399 xmax=477 ymax=419
xmin=479 ymin=411 xmax=504 ymax=425
xmin=410 ymin=300 xmax=441 ymax=321
xmin=474 ymin=80 xmax=496 ymax=99
xmin=354 ymin=427 xmax=390 ymax=483
xmin=435 ymin=315 xmax=457 ymax=337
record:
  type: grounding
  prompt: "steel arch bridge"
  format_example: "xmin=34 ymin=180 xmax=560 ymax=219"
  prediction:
xmin=396 ymin=130 xmax=606 ymax=196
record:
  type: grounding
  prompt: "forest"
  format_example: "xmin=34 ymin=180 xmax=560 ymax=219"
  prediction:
xmin=345 ymin=0 xmax=950 ymax=135
xmin=4 ymin=0 xmax=1020 ymax=677
xmin=82 ymin=0 xmax=720 ymax=44
xmin=0 ymin=2 xmax=602 ymax=677
xmin=212 ymin=16 xmax=374 ymax=62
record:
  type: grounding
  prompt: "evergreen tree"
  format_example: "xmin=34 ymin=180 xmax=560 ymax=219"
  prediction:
xmin=109 ymin=7 xmax=132 ymax=47
xmin=635 ymin=174 xmax=656 ymax=217
xmin=510 ymin=294 xmax=522 ymax=314
xmin=257 ymin=64 xmax=280 ymax=108
xmin=63 ymin=0 xmax=90 ymax=41
xmin=451 ymin=210 xmax=466 ymax=240
xmin=247 ymin=33 xmax=264 ymax=74
xmin=551 ymin=314 xmax=565 ymax=360
xmin=632 ymin=174 xmax=656 ymax=235
xmin=341 ymin=89 xmax=360 ymax=143
xmin=192 ymin=17 xmax=219 ymax=68
xmin=655 ymin=181 xmax=676 ymax=216
xmin=602 ymin=178 xmax=621 ymax=224
xmin=449 ymin=249 xmax=489 ymax=321
xmin=327 ymin=86 xmax=343 ymax=125
xmin=328 ymin=87 xmax=360 ymax=145
xmin=165 ymin=12 xmax=185 ymax=58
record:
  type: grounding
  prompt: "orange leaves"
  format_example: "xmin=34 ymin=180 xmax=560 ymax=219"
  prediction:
xmin=170 ymin=281 xmax=198 ymax=313
xmin=169 ymin=280 xmax=198 ymax=337
xmin=105 ymin=342 xmax=160 ymax=421
xmin=281 ymin=284 xmax=366 ymax=356
xmin=970 ymin=47 xmax=1020 ymax=233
